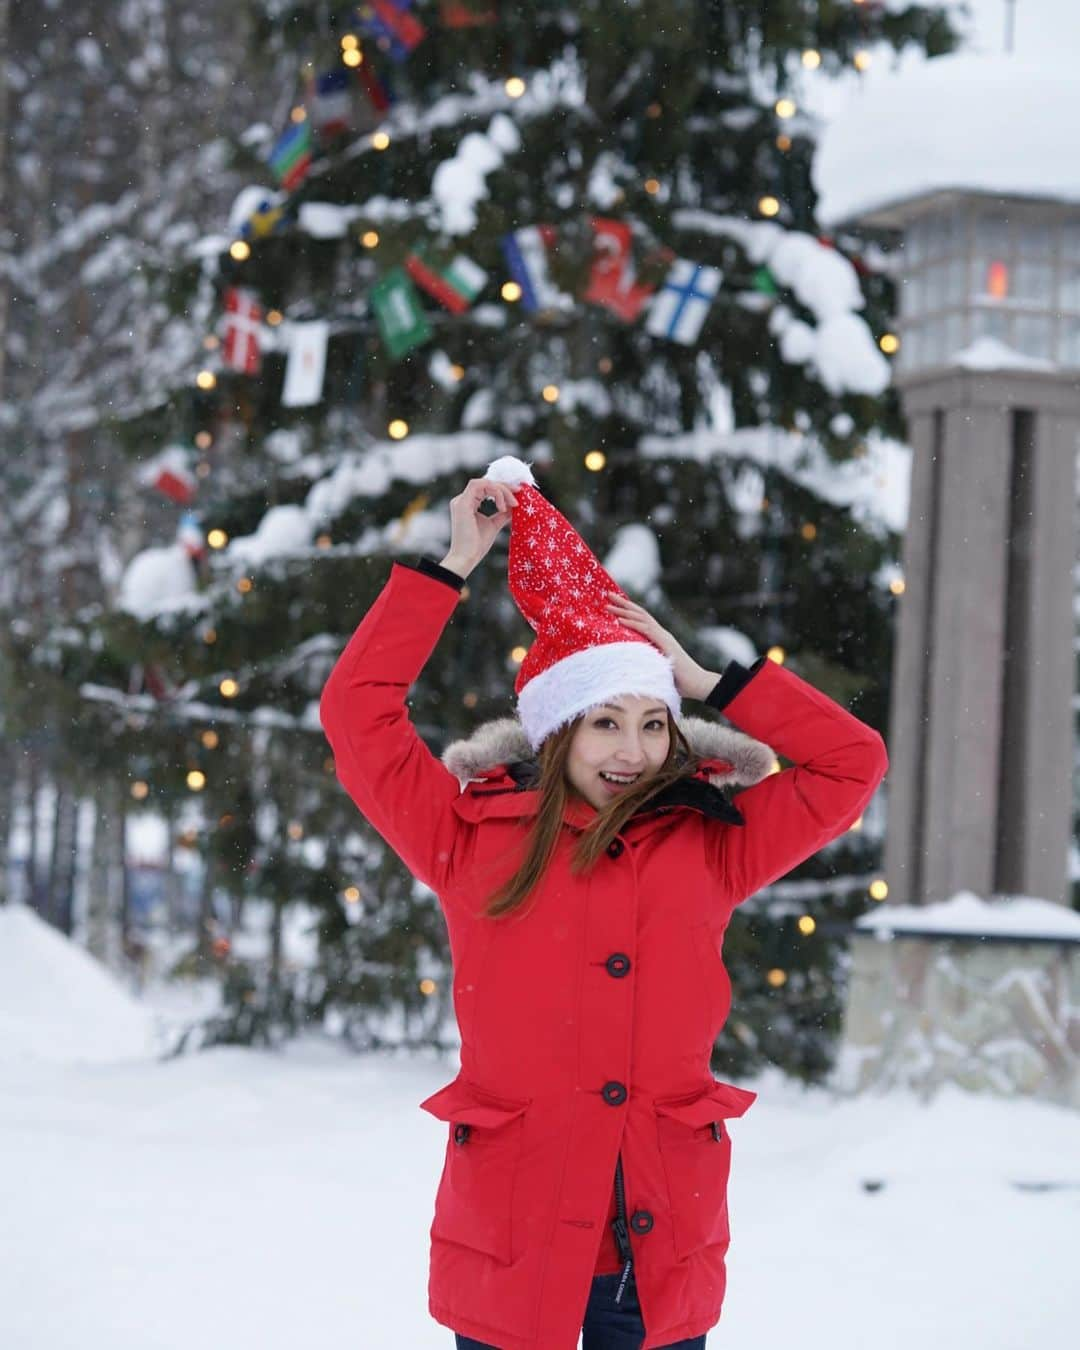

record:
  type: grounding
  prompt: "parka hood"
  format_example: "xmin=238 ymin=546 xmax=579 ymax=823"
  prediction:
xmin=441 ymin=714 xmax=776 ymax=798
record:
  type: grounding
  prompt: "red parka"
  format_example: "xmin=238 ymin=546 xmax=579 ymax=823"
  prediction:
xmin=319 ymin=560 xmax=889 ymax=1350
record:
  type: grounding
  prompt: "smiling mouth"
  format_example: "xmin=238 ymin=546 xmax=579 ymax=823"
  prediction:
xmin=599 ymin=771 xmax=641 ymax=785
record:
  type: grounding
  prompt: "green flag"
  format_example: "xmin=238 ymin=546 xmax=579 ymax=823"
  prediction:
xmin=371 ymin=267 xmax=433 ymax=360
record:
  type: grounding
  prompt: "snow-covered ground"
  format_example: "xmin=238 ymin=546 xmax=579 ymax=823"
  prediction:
xmin=1 ymin=904 xmax=1078 ymax=1350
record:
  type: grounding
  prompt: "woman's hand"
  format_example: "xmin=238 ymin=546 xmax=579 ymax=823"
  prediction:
xmin=440 ymin=477 xmax=519 ymax=578
xmin=604 ymin=592 xmax=719 ymax=701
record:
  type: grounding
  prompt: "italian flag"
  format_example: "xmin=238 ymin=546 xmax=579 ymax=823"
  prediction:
xmin=405 ymin=252 xmax=487 ymax=314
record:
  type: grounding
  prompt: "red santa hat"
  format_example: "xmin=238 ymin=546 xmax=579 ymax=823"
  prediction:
xmin=484 ymin=455 xmax=680 ymax=751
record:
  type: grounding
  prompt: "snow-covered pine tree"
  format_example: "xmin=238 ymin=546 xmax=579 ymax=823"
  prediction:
xmin=39 ymin=1 xmax=959 ymax=1075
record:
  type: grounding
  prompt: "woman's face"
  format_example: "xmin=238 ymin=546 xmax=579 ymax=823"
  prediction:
xmin=564 ymin=695 xmax=671 ymax=810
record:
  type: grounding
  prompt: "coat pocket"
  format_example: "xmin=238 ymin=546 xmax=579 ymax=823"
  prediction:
xmin=419 ymin=1076 xmax=531 ymax=1265
xmin=654 ymin=1080 xmax=757 ymax=1261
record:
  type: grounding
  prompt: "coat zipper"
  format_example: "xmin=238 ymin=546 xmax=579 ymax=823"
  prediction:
xmin=611 ymin=1150 xmax=634 ymax=1304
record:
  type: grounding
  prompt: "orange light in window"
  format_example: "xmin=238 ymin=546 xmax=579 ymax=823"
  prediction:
xmin=987 ymin=260 xmax=1009 ymax=299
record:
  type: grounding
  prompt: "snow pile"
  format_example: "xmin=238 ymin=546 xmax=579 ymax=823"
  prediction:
xmin=0 ymin=905 xmax=157 ymax=1064
xmin=814 ymin=53 xmax=1079 ymax=226
xmin=118 ymin=542 xmax=200 ymax=620
xmin=432 ymin=113 xmax=521 ymax=234
xmin=638 ymin=424 xmax=910 ymax=537
xmin=857 ymin=890 xmax=1080 ymax=942
xmin=952 ymin=335 xmax=1058 ymax=373
xmin=297 ymin=202 xmax=364 ymax=239
xmin=603 ymin=523 xmax=663 ymax=595
xmin=227 ymin=504 xmax=313 ymax=566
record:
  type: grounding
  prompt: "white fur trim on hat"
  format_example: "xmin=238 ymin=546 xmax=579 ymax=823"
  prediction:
xmin=516 ymin=641 xmax=681 ymax=751
xmin=484 ymin=455 xmax=538 ymax=487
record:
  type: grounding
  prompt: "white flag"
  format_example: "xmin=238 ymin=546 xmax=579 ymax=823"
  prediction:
xmin=282 ymin=321 xmax=329 ymax=406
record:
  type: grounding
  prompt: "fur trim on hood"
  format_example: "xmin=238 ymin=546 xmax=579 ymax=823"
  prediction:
xmin=441 ymin=714 xmax=775 ymax=792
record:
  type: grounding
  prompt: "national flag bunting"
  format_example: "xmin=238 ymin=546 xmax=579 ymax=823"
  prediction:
xmin=355 ymin=59 xmax=395 ymax=113
xmin=269 ymin=119 xmax=313 ymax=190
xmin=500 ymin=225 xmax=571 ymax=314
xmin=405 ymin=251 xmax=487 ymax=313
xmin=357 ymin=0 xmax=427 ymax=62
xmin=241 ymin=197 xmax=289 ymax=241
xmin=282 ymin=321 xmax=330 ymax=407
xmin=644 ymin=258 xmax=722 ymax=345
xmin=309 ymin=69 xmax=353 ymax=138
xmin=370 ymin=267 xmax=432 ymax=358
xmin=222 ymin=287 xmax=263 ymax=375
xmin=139 ymin=447 xmax=197 ymax=505
xmin=178 ymin=511 xmax=206 ymax=560
xmin=440 ymin=0 xmax=497 ymax=25
xmin=585 ymin=218 xmax=657 ymax=322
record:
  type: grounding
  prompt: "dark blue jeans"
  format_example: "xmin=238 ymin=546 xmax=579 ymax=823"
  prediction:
xmin=454 ymin=1270 xmax=707 ymax=1349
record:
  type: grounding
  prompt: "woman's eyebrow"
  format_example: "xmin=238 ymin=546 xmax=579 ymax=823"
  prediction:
xmin=598 ymin=703 xmax=667 ymax=716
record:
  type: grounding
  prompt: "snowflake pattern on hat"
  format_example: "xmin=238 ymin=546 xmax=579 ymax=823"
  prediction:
xmin=484 ymin=455 xmax=681 ymax=749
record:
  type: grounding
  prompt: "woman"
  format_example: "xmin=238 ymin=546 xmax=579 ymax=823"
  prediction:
xmin=320 ymin=459 xmax=889 ymax=1350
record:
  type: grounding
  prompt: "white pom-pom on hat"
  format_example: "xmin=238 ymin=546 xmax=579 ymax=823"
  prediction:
xmin=484 ymin=455 xmax=538 ymax=487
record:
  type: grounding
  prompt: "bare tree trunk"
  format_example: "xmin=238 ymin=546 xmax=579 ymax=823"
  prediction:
xmin=46 ymin=784 xmax=78 ymax=933
xmin=0 ymin=0 xmax=11 ymax=407
xmin=197 ymin=850 xmax=216 ymax=967
xmin=86 ymin=782 xmax=117 ymax=961
xmin=26 ymin=751 xmax=44 ymax=917
xmin=0 ymin=742 xmax=13 ymax=904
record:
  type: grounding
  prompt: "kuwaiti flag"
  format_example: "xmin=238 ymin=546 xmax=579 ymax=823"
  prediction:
xmin=405 ymin=251 xmax=487 ymax=313
xmin=281 ymin=320 xmax=329 ymax=407
xmin=644 ymin=258 xmax=722 ymax=345
xmin=501 ymin=226 xmax=571 ymax=314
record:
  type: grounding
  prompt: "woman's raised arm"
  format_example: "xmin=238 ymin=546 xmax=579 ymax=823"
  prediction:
xmin=319 ymin=477 xmax=517 ymax=893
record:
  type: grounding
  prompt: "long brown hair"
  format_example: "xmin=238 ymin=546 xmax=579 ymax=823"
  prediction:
xmin=483 ymin=710 xmax=699 ymax=919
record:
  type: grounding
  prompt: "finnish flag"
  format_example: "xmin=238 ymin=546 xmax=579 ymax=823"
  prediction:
xmin=645 ymin=259 xmax=722 ymax=345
